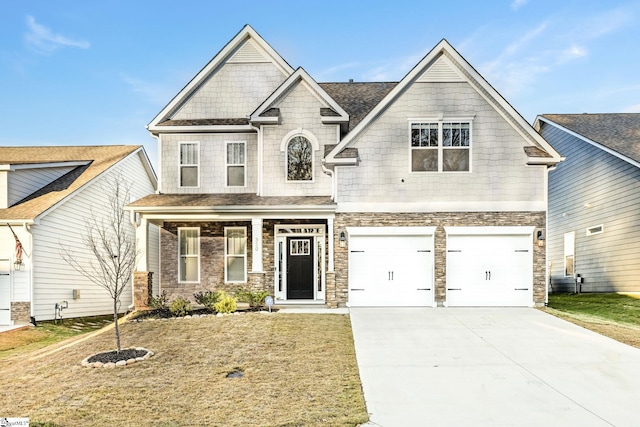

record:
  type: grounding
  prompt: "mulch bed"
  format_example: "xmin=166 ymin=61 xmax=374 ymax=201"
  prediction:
xmin=87 ymin=348 xmax=149 ymax=364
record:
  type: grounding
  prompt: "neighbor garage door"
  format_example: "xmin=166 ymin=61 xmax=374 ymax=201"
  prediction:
xmin=446 ymin=227 xmax=534 ymax=307
xmin=348 ymin=227 xmax=435 ymax=307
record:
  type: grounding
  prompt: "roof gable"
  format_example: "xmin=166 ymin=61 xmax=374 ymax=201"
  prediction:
xmin=537 ymin=113 xmax=640 ymax=167
xmin=325 ymin=39 xmax=562 ymax=165
xmin=0 ymin=146 xmax=153 ymax=222
xmin=250 ymin=67 xmax=349 ymax=126
xmin=148 ymin=25 xmax=294 ymax=133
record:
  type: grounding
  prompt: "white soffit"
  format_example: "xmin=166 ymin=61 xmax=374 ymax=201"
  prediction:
xmin=417 ymin=55 xmax=464 ymax=83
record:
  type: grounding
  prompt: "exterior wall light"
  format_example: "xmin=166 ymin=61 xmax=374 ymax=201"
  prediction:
xmin=339 ymin=231 xmax=346 ymax=248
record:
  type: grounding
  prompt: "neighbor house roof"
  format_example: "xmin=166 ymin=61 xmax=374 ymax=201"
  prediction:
xmin=539 ymin=113 xmax=640 ymax=164
xmin=0 ymin=145 xmax=146 ymax=222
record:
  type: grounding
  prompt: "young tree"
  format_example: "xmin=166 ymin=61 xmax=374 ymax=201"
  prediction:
xmin=61 ymin=174 xmax=138 ymax=353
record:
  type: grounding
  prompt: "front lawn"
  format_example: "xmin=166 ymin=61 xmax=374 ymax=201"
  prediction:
xmin=0 ymin=313 xmax=368 ymax=427
xmin=543 ymin=293 xmax=640 ymax=348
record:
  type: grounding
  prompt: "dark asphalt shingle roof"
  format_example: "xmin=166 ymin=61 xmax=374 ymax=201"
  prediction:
xmin=128 ymin=193 xmax=336 ymax=210
xmin=542 ymin=113 xmax=640 ymax=164
xmin=319 ymin=82 xmax=398 ymax=131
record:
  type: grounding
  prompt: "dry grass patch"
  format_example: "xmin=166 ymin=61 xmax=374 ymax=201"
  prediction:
xmin=0 ymin=313 xmax=368 ymax=426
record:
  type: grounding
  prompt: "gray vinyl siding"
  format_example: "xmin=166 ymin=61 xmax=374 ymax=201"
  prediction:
xmin=541 ymin=122 xmax=640 ymax=292
xmin=8 ymin=166 xmax=76 ymax=206
xmin=31 ymin=152 xmax=156 ymax=320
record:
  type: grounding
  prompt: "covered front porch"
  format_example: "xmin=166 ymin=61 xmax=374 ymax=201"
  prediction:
xmin=126 ymin=194 xmax=338 ymax=308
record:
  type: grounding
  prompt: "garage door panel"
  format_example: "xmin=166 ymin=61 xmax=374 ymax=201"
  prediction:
xmin=446 ymin=233 xmax=533 ymax=307
xmin=349 ymin=233 xmax=434 ymax=307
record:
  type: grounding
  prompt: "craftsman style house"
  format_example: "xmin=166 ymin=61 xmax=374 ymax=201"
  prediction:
xmin=128 ymin=25 xmax=562 ymax=308
xmin=536 ymin=113 xmax=640 ymax=293
xmin=1 ymin=146 xmax=157 ymax=325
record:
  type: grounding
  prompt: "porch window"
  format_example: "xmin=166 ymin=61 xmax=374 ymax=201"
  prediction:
xmin=226 ymin=141 xmax=245 ymax=187
xmin=179 ymin=228 xmax=199 ymax=282
xmin=410 ymin=120 xmax=471 ymax=172
xmin=179 ymin=142 xmax=199 ymax=187
xmin=286 ymin=136 xmax=313 ymax=181
xmin=225 ymin=227 xmax=246 ymax=283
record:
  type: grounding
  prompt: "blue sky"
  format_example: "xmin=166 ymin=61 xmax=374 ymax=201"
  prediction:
xmin=2 ymin=0 xmax=640 ymax=168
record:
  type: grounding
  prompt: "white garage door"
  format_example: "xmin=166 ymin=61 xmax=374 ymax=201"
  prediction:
xmin=348 ymin=227 xmax=435 ymax=307
xmin=446 ymin=228 xmax=533 ymax=307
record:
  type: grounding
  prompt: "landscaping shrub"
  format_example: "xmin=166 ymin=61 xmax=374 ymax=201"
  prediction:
xmin=214 ymin=291 xmax=238 ymax=314
xmin=235 ymin=288 xmax=270 ymax=308
xmin=169 ymin=297 xmax=192 ymax=317
xmin=148 ymin=290 xmax=169 ymax=310
xmin=194 ymin=290 xmax=221 ymax=310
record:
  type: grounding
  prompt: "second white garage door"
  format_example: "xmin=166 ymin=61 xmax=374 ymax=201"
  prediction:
xmin=348 ymin=227 xmax=435 ymax=307
xmin=446 ymin=227 xmax=534 ymax=307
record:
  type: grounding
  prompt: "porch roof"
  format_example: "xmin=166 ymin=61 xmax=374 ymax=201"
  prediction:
xmin=127 ymin=193 xmax=336 ymax=213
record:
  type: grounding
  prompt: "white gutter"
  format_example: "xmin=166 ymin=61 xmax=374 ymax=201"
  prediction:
xmin=321 ymin=161 xmax=335 ymax=201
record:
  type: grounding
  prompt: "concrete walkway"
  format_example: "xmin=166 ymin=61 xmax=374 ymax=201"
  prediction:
xmin=350 ymin=308 xmax=640 ymax=427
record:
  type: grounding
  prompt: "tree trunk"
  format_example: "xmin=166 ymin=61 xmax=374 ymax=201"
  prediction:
xmin=114 ymin=299 xmax=121 ymax=353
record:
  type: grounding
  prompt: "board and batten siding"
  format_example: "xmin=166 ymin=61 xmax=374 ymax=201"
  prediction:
xmin=7 ymin=166 xmax=77 ymax=207
xmin=31 ymin=152 xmax=156 ymax=320
xmin=541 ymin=122 xmax=640 ymax=292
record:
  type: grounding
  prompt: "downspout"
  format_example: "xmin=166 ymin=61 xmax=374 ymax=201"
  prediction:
xmin=249 ymin=124 xmax=262 ymax=196
xmin=321 ymin=161 xmax=335 ymax=201
xmin=23 ymin=222 xmax=34 ymax=320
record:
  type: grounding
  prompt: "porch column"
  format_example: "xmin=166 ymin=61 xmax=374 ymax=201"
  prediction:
xmin=135 ymin=216 xmax=148 ymax=272
xmin=251 ymin=218 xmax=263 ymax=272
xmin=328 ymin=217 xmax=334 ymax=272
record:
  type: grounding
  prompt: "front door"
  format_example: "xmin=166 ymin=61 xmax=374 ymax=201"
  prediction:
xmin=286 ymin=237 xmax=314 ymax=299
xmin=0 ymin=260 xmax=11 ymax=325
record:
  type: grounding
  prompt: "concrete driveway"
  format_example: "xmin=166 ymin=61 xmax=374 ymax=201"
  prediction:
xmin=350 ymin=308 xmax=640 ymax=427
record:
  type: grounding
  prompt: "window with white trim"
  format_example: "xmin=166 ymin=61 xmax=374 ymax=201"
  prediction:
xmin=564 ymin=232 xmax=575 ymax=276
xmin=226 ymin=142 xmax=245 ymax=187
xmin=179 ymin=142 xmax=199 ymax=187
xmin=410 ymin=121 xmax=471 ymax=172
xmin=179 ymin=228 xmax=199 ymax=282
xmin=286 ymin=136 xmax=313 ymax=181
xmin=225 ymin=227 xmax=247 ymax=283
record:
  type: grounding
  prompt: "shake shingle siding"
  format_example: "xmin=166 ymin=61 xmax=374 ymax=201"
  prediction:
xmin=541 ymin=122 xmax=640 ymax=292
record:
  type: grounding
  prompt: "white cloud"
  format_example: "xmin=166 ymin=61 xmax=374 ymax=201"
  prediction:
xmin=24 ymin=15 xmax=90 ymax=54
xmin=511 ymin=0 xmax=529 ymax=11
xmin=121 ymin=74 xmax=174 ymax=106
xmin=622 ymin=104 xmax=640 ymax=113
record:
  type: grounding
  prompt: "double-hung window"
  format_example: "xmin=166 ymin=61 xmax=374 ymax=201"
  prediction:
xmin=225 ymin=227 xmax=247 ymax=283
xmin=179 ymin=142 xmax=199 ymax=187
xmin=179 ymin=228 xmax=199 ymax=282
xmin=226 ymin=142 xmax=245 ymax=187
xmin=564 ymin=231 xmax=575 ymax=276
xmin=410 ymin=120 xmax=471 ymax=172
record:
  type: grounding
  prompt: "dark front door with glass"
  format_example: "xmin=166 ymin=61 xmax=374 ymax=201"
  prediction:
xmin=286 ymin=237 xmax=314 ymax=299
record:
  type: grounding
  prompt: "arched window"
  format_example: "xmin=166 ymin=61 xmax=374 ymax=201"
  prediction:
xmin=286 ymin=136 xmax=313 ymax=181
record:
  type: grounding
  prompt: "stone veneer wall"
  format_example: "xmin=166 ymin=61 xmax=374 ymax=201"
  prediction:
xmin=134 ymin=272 xmax=153 ymax=310
xmin=333 ymin=211 xmax=547 ymax=306
xmin=11 ymin=302 xmax=30 ymax=324
xmin=159 ymin=219 xmax=330 ymax=303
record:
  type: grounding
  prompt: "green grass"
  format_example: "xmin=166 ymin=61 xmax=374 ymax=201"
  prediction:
xmin=547 ymin=293 xmax=640 ymax=326
xmin=0 ymin=315 xmax=115 ymax=360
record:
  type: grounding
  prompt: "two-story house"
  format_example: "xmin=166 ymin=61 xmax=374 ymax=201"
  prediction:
xmin=128 ymin=25 xmax=562 ymax=309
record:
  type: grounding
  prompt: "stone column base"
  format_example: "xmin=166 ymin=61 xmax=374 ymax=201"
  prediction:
xmin=134 ymin=272 xmax=153 ymax=310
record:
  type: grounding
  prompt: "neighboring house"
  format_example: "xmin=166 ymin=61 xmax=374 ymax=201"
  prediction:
xmin=0 ymin=146 xmax=158 ymax=325
xmin=535 ymin=113 xmax=640 ymax=293
xmin=127 ymin=25 xmax=562 ymax=309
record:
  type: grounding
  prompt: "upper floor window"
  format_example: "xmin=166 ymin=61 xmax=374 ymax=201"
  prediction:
xmin=179 ymin=142 xmax=199 ymax=187
xmin=286 ymin=136 xmax=313 ymax=181
xmin=226 ymin=142 xmax=245 ymax=187
xmin=410 ymin=121 xmax=471 ymax=172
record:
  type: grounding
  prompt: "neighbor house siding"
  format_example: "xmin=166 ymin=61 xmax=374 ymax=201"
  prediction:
xmin=31 ymin=152 xmax=156 ymax=320
xmin=7 ymin=166 xmax=77 ymax=207
xmin=337 ymin=82 xmax=545 ymax=205
xmin=541 ymin=122 xmax=640 ymax=292
xmin=160 ymin=133 xmax=258 ymax=194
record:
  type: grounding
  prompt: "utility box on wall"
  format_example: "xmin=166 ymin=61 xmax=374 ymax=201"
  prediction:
xmin=73 ymin=289 xmax=81 ymax=299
